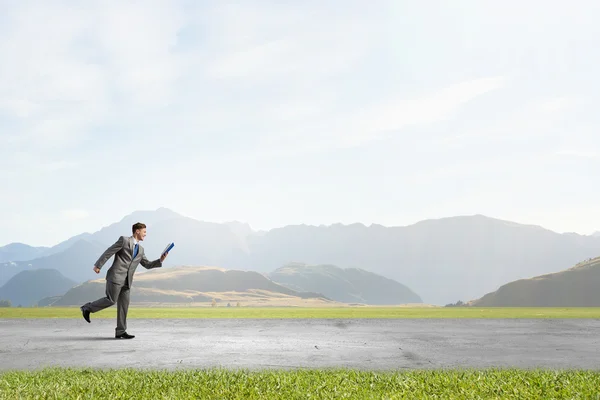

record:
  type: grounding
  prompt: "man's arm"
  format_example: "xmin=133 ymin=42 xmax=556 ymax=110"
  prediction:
xmin=94 ymin=236 xmax=125 ymax=270
xmin=140 ymin=252 xmax=165 ymax=269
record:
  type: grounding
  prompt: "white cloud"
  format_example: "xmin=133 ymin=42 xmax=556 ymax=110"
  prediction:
xmin=61 ymin=209 xmax=89 ymax=220
xmin=0 ymin=149 xmax=78 ymax=180
xmin=1 ymin=0 xmax=599 ymax=244
xmin=427 ymin=92 xmax=583 ymax=153
xmin=250 ymin=76 xmax=507 ymax=158
xmin=554 ymin=149 xmax=598 ymax=159
xmin=0 ymin=0 xmax=186 ymax=154
xmin=206 ymin=24 xmax=374 ymax=81
xmin=532 ymin=97 xmax=578 ymax=114
xmin=92 ymin=2 xmax=187 ymax=107
xmin=345 ymin=76 xmax=506 ymax=136
xmin=203 ymin=3 xmax=381 ymax=81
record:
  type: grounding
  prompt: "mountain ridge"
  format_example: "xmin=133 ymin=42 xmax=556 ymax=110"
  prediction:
xmin=0 ymin=238 xmax=106 ymax=286
xmin=5 ymin=210 xmax=592 ymax=250
xmin=3 ymin=208 xmax=600 ymax=305
xmin=0 ymin=242 xmax=49 ymax=263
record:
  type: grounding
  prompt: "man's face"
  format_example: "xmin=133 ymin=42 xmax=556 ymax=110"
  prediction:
xmin=135 ymin=228 xmax=147 ymax=241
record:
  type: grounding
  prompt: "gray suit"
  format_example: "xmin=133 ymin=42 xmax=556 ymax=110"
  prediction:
xmin=82 ymin=235 xmax=162 ymax=335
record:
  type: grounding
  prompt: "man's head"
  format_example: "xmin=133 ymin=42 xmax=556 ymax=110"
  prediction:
xmin=132 ymin=222 xmax=147 ymax=241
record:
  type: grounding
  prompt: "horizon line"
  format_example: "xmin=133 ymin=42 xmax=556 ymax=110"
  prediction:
xmin=2 ymin=209 xmax=598 ymax=249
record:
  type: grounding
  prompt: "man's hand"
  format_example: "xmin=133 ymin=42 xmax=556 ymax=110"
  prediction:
xmin=93 ymin=266 xmax=101 ymax=274
xmin=160 ymin=252 xmax=168 ymax=262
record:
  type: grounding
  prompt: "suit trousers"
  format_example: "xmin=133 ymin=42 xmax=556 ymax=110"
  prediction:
xmin=83 ymin=278 xmax=131 ymax=335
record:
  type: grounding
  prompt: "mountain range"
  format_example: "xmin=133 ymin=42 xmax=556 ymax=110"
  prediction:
xmin=2 ymin=207 xmax=600 ymax=305
xmin=0 ymin=239 xmax=106 ymax=287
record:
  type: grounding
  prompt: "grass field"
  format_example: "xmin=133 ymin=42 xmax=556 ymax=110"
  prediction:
xmin=1 ymin=367 xmax=599 ymax=399
xmin=1 ymin=306 xmax=600 ymax=319
xmin=3 ymin=307 xmax=599 ymax=398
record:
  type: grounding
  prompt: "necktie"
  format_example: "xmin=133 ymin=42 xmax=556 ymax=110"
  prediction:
xmin=133 ymin=243 xmax=139 ymax=259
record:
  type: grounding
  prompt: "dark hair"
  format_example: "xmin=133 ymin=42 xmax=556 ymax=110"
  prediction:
xmin=132 ymin=222 xmax=146 ymax=234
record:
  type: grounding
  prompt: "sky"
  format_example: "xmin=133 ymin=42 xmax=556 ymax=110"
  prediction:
xmin=1 ymin=0 xmax=600 ymax=247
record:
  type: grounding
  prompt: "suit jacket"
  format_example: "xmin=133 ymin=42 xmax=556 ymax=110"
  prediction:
xmin=94 ymin=235 xmax=162 ymax=287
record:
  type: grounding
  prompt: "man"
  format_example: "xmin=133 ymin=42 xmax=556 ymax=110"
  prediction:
xmin=80 ymin=222 xmax=167 ymax=339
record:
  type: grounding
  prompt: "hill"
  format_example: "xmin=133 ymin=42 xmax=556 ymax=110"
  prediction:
xmin=468 ymin=256 xmax=600 ymax=306
xmin=0 ymin=239 xmax=105 ymax=287
xmin=42 ymin=266 xmax=332 ymax=307
xmin=0 ymin=269 xmax=76 ymax=307
xmin=268 ymin=262 xmax=422 ymax=305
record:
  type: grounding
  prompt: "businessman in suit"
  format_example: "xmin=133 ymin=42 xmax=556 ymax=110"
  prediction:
xmin=80 ymin=222 xmax=167 ymax=339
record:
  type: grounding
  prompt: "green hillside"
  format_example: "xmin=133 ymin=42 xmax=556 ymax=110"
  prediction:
xmin=42 ymin=266 xmax=331 ymax=307
xmin=469 ymin=256 xmax=600 ymax=306
xmin=0 ymin=269 xmax=76 ymax=307
xmin=268 ymin=262 xmax=423 ymax=305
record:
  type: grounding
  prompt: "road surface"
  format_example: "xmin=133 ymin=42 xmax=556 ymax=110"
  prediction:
xmin=1 ymin=318 xmax=599 ymax=370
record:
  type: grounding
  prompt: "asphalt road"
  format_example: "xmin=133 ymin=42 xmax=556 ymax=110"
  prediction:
xmin=1 ymin=318 xmax=600 ymax=371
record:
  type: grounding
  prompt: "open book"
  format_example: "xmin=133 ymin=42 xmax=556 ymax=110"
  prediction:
xmin=162 ymin=242 xmax=175 ymax=256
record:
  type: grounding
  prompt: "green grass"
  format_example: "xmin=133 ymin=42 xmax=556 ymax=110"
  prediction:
xmin=1 ymin=368 xmax=599 ymax=399
xmin=2 ymin=306 xmax=600 ymax=319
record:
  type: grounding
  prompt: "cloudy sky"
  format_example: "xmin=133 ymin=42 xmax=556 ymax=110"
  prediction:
xmin=1 ymin=0 xmax=599 ymax=246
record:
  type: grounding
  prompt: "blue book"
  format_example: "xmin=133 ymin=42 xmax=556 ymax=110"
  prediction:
xmin=162 ymin=242 xmax=175 ymax=256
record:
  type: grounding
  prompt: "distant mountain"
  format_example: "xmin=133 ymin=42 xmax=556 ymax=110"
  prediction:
xmin=469 ymin=256 xmax=600 ymax=306
xmin=593 ymin=231 xmax=600 ymax=237
xmin=139 ymin=216 xmax=249 ymax=268
xmin=268 ymin=262 xmax=422 ymax=305
xmin=53 ymin=208 xmax=248 ymax=270
xmin=224 ymin=221 xmax=255 ymax=239
xmin=86 ymin=207 xmax=184 ymax=245
xmin=5 ymin=208 xmax=600 ymax=305
xmin=0 ymin=210 xmax=249 ymax=287
xmin=0 ymin=235 xmax=96 ymax=263
xmin=41 ymin=233 xmax=94 ymax=257
xmin=0 ymin=243 xmax=48 ymax=263
xmin=43 ymin=266 xmax=330 ymax=306
xmin=0 ymin=269 xmax=76 ymax=307
xmin=0 ymin=207 xmax=187 ymax=263
xmin=0 ymin=239 xmax=106 ymax=287
xmin=244 ymin=215 xmax=600 ymax=305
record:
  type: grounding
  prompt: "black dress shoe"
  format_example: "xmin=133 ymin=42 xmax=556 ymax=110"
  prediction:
xmin=115 ymin=332 xmax=135 ymax=339
xmin=80 ymin=306 xmax=91 ymax=323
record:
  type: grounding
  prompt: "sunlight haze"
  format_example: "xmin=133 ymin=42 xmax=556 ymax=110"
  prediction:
xmin=1 ymin=0 xmax=599 ymax=246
